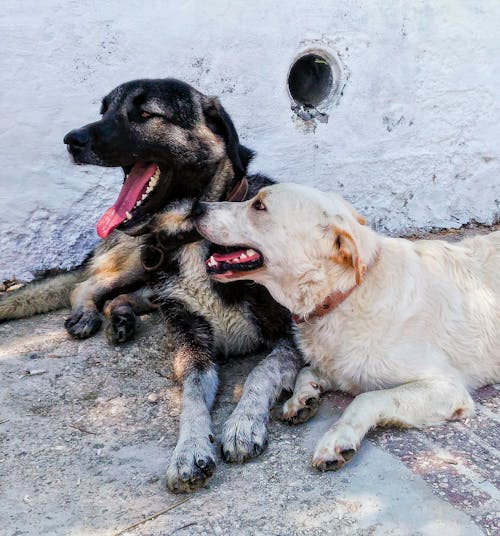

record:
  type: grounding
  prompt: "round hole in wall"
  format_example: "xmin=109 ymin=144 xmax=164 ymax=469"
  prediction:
xmin=288 ymin=53 xmax=334 ymax=107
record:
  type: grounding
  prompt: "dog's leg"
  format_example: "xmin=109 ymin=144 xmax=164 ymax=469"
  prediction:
xmin=65 ymin=236 xmax=146 ymax=339
xmin=281 ymin=366 xmax=332 ymax=425
xmin=312 ymin=378 xmax=474 ymax=471
xmin=103 ymin=288 xmax=158 ymax=344
xmin=64 ymin=278 xmax=105 ymax=338
xmin=167 ymin=365 xmax=218 ymax=493
xmin=221 ymin=339 xmax=303 ymax=463
xmin=163 ymin=300 xmax=218 ymax=493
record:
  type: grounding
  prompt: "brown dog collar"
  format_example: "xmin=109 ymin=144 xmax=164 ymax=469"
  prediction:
xmin=226 ymin=177 xmax=249 ymax=202
xmin=292 ymin=286 xmax=356 ymax=324
xmin=292 ymin=251 xmax=379 ymax=324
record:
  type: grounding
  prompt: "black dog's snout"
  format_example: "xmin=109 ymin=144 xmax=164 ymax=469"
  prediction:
xmin=191 ymin=200 xmax=208 ymax=219
xmin=63 ymin=128 xmax=89 ymax=147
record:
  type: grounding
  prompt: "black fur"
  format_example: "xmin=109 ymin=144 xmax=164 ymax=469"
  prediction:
xmin=202 ymin=97 xmax=253 ymax=182
xmin=63 ymin=78 xmax=303 ymax=493
xmin=161 ymin=298 xmax=215 ymax=362
xmin=64 ymin=78 xmax=253 ymax=217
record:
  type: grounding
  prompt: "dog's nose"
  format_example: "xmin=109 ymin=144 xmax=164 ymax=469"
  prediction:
xmin=63 ymin=128 xmax=89 ymax=147
xmin=190 ymin=200 xmax=208 ymax=219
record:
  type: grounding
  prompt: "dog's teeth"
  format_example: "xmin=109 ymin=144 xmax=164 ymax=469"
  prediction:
xmin=125 ymin=211 xmax=132 ymax=220
xmin=141 ymin=193 xmax=148 ymax=200
xmin=246 ymin=249 xmax=256 ymax=256
xmin=146 ymin=186 xmax=153 ymax=193
xmin=240 ymin=253 xmax=247 ymax=259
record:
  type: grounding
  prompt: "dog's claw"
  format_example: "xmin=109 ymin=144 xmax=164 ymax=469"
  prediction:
xmin=252 ymin=440 xmax=267 ymax=457
xmin=196 ymin=457 xmax=213 ymax=470
xmin=342 ymin=448 xmax=356 ymax=460
xmin=65 ymin=309 xmax=102 ymax=339
xmin=319 ymin=459 xmax=342 ymax=471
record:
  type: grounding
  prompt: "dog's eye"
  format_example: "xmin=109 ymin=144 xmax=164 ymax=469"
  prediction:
xmin=252 ymin=199 xmax=266 ymax=211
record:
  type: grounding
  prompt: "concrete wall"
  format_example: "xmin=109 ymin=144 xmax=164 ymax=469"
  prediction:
xmin=1 ymin=0 xmax=499 ymax=280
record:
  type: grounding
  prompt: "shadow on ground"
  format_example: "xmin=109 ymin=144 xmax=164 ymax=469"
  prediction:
xmin=1 ymin=308 xmax=498 ymax=536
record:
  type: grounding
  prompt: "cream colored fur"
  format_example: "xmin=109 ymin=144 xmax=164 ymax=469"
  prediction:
xmin=197 ymin=183 xmax=500 ymax=470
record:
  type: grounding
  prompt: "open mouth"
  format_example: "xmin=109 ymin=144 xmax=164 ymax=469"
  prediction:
xmin=96 ymin=162 xmax=163 ymax=238
xmin=205 ymin=247 xmax=264 ymax=279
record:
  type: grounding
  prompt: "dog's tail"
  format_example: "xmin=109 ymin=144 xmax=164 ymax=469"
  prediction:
xmin=0 ymin=269 xmax=86 ymax=322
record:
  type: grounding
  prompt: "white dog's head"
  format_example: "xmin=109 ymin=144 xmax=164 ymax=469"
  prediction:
xmin=195 ymin=183 xmax=378 ymax=316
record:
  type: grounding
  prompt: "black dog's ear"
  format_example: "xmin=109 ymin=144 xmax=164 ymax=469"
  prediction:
xmin=202 ymin=97 xmax=246 ymax=180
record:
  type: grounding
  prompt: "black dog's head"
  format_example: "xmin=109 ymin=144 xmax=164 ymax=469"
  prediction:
xmin=64 ymin=78 xmax=253 ymax=238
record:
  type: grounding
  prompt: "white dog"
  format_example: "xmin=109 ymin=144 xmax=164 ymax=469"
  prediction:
xmin=195 ymin=183 xmax=500 ymax=470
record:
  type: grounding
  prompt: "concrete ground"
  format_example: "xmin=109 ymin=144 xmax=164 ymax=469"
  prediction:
xmin=1 ymin=307 xmax=498 ymax=536
xmin=1 ymin=227 xmax=500 ymax=536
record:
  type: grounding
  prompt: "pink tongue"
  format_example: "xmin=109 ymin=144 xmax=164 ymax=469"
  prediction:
xmin=211 ymin=250 xmax=260 ymax=263
xmin=212 ymin=250 xmax=247 ymax=262
xmin=96 ymin=162 xmax=158 ymax=238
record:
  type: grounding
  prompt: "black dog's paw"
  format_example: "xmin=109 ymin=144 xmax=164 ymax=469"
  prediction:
xmin=221 ymin=412 xmax=268 ymax=464
xmin=104 ymin=306 xmax=136 ymax=344
xmin=166 ymin=436 xmax=216 ymax=493
xmin=65 ymin=309 xmax=102 ymax=339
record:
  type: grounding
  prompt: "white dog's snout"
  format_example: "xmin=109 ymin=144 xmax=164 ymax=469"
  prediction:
xmin=196 ymin=202 xmax=244 ymax=244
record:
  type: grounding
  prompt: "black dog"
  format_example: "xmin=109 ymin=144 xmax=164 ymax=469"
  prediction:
xmin=1 ymin=79 xmax=303 ymax=492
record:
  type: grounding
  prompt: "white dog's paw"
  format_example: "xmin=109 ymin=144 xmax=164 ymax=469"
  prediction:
xmin=280 ymin=394 xmax=320 ymax=425
xmin=312 ymin=424 xmax=360 ymax=471
xmin=166 ymin=435 xmax=216 ymax=493
xmin=221 ymin=412 xmax=268 ymax=463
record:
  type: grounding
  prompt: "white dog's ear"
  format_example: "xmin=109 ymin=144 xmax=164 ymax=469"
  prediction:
xmin=342 ymin=200 xmax=366 ymax=226
xmin=352 ymin=210 xmax=366 ymax=226
xmin=332 ymin=226 xmax=367 ymax=285
xmin=326 ymin=192 xmax=366 ymax=226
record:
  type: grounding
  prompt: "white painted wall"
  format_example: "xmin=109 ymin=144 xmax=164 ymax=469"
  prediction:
xmin=1 ymin=0 xmax=499 ymax=280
